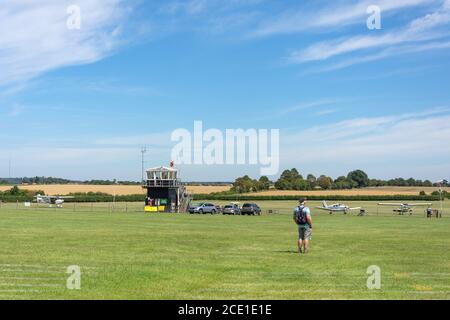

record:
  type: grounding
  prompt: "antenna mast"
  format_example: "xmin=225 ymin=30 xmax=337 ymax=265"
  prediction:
xmin=8 ymin=155 xmax=11 ymax=178
xmin=141 ymin=146 xmax=147 ymax=183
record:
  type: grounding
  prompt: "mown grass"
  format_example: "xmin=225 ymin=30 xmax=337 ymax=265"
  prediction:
xmin=0 ymin=201 xmax=449 ymax=300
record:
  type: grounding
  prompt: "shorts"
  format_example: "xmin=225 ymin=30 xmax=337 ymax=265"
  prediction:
xmin=298 ymin=227 xmax=312 ymax=240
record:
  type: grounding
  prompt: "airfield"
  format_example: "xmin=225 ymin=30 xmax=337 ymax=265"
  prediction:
xmin=1 ymin=200 xmax=449 ymax=300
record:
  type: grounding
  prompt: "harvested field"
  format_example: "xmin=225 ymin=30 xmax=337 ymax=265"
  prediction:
xmin=246 ymin=186 xmax=449 ymax=196
xmin=0 ymin=185 xmax=447 ymax=196
xmin=0 ymin=184 xmax=231 ymax=195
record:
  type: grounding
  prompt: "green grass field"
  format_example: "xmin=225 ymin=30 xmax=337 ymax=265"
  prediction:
xmin=0 ymin=201 xmax=449 ymax=300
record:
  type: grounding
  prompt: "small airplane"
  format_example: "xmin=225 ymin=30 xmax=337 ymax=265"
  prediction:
xmin=316 ymin=201 xmax=361 ymax=214
xmin=34 ymin=194 xmax=74 ymax=208
xmin=377 ymin=202 xmax=432 ymax=215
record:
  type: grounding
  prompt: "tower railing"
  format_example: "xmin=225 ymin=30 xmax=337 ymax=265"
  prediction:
xmin=143 ymin=179 xmax=182 ymax=188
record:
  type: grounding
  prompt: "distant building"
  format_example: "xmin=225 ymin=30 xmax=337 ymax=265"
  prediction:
xmin=142 ymin=165 xmax=191 ymax=213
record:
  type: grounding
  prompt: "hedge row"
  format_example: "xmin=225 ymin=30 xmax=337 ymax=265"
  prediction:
xmin=192 ymin=194 xmax=443 ymax=202
xmin=0 ymin=194 xmax=145 ymax=203
xmin=0 ymin=193 xmax=445 ymax=203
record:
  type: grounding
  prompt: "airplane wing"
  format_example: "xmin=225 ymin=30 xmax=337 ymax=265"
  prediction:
xmin=406 ymin=203 xmax=432 ymax=206
xmin=316 ymin=206 xmax=332 ymax=211
xmin=349 ymin=207 xmax=361 ymax=210
xmin=378 ymin=203 xmax=401 ymax=206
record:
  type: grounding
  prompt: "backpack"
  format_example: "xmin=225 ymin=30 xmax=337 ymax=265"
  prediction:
xmin=295 ymin=206 xmax=308 ymax=225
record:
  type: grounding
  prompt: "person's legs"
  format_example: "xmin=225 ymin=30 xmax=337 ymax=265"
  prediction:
xmin=298 ymin=227 xmax=304 ymax=253
xmin=298 ymin=239 xmax=303 ymax=253
xmin=303 ymin=239 xmax=309 ymax=254
xmin=303 ymin=229 xmax=312 ymax=254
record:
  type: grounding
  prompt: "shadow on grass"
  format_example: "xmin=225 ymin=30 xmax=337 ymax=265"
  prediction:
xmin=274 ymin=250 xmax=299 ymax=254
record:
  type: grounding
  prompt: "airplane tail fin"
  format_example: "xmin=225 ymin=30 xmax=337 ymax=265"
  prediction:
xmin=323 ymin=200 xmax=328 ymax=208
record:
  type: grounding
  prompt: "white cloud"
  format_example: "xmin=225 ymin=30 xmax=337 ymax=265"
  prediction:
xmin=302 ymin=39 xmax=450 ymax=74
xmin=279 ymin=107 xmax=450 ymax=179
xmin=315 ymin=109 xmax=337 ymax=116
xmin=280 ymin=99 xmax=337 ymax=115
xmin=287 ymin=0 xmax=450 ymax=64
xmin=94 ymin=132 xmax=173 ymax=147
xmin=252 ymin=0 xmax=434 ymax=37
xmin=0 ymin=0 xmax=133 ymax=88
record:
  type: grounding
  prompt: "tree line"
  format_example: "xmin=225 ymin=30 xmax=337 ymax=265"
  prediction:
xmin=231 ymin=169 xmax=447 ymax=193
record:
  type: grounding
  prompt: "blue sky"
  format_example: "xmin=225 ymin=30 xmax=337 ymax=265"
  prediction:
xmin=1 ymin=0 xmax=450 ymax=181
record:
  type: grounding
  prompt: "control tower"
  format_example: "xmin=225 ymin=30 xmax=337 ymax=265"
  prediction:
xmin=143 ymin=164 xmax=191 ymax=213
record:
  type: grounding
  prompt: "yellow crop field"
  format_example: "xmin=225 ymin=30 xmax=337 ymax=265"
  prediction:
xmin=245 ymin=186 xmax=448 ymax=196
xmin=0 ymin=184 xmax=231 ymax=195
xmin=0 ymin=185 xmax=446 ymax=196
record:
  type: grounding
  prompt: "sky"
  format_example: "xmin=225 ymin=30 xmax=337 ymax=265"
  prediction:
xmin=0 ymin=0 xmax=450 ymax=181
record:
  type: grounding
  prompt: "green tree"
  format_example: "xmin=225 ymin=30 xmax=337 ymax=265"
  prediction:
xmin=232 ymin=175 xmax=256 ymax=193
xmin=258 ymin=176 xmax=271 ymax=190
xmin=347 ymin=170 xmax=369 ymax=188
xmin=317 ymin=175 xmax=333 ymax=190
xmin=334 ymin=176 xmax=354 ymax=189
xmin=423 ymin=180 xmax=433 ymax=187
xmin=10 ymin=185 xmax=20 ymax=195
xmin=307 ymin=174 xmax=317 ymax=189
xmin=275 ymin=168 xmax=306 ymax=190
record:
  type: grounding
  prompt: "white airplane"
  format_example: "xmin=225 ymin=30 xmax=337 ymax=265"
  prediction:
xmin=378 ymin=202 xmax=432 ymax=215
xmin=316 ymin=201 xmax=361 ymax=214
xmin=34 ymin=194 xmax=74 ymax=208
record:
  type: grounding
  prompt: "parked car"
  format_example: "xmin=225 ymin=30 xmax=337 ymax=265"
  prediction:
xmin=188 ymin=203 xmax=219 ymax=214
xmin=241 ymin=203 xmax=261 ymax=216
xmin=222 ymin=203 xmax=241 ymax=215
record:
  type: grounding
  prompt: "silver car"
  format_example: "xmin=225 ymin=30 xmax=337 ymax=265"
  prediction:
xmin=222 ymin=204 xmax=241 ymax=215
xmin=189 ymin=203 xmax=219 ymax=214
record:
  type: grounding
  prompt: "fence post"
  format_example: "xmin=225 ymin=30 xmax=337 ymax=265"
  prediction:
xmin=126 ymin=202 xmax=128 ymax=213
xmin=16 ymin=200 xmax=19 ymax=210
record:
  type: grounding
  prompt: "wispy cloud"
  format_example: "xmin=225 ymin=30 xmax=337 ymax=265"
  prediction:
xmin=252 ymin=0 xmax=434 ymax=37
xmin=302 ymin=39 xmax=450 ymax=74
xmin=0 ymin=0 xmax=135 ymax=89
xmin=286 ymin=0 xmax=450 ymax=68
xmin=94 ymin=132 xmax=173 ymax=148
xmin=293 ymin=107 xmax=450 ymax=142
xmin=280 ymin=107 xmax=450 ymax=179
xmin=280 ymin=99 xmax=337 ymax=116
xmin=315 ymin=109 xmax=337 ymax=116
xmin=157 ymin=0 xmax=265 ymax=35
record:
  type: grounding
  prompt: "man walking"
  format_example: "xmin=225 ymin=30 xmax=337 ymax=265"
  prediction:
xmin=293 ymin=198 xmax=313 ymax=254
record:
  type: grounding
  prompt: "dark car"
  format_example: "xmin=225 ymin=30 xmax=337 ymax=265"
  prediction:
xmin=222 ymin=203 xmax=241 ymax=215
xmin=241 ymin=203 xmax=261 ymax=216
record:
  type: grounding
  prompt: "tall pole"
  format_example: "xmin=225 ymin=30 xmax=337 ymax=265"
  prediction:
xmin=141 ymin=146 xmax=147 ymax=183
xmin=8 ymin=156 xmax=11 ymax=178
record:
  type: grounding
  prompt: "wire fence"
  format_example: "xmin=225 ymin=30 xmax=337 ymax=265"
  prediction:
xmin=0 ymin=200 xmax=447 ymax=218
xmin=0 ymin=201 xmax=146 ymax=213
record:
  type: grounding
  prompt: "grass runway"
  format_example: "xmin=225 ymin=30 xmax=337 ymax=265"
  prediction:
xmin=0 ymin=201 xmax=449 ymax=300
